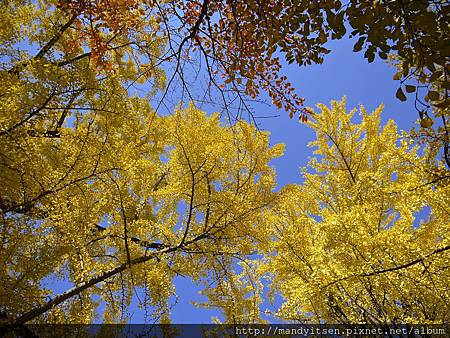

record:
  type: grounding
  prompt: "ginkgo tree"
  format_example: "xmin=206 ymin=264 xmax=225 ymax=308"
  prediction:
xmin=1 ymin=99 xmax=283 ymax=325
xmin=262 ymin=99 xmax=450 ymax=324
xmin=0 ymin=0 xmax=283 ymax=326
xmin=1 ymin=0 xmax=449 ymax=329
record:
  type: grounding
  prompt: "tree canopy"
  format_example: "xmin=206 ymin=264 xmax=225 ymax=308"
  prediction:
xmin=1 ymin=1 xmax=282 ymax=324
xmin=53 ymin=0 xmax=450 ymax=164
xmin=0 ymin=0 xmax=449 ymax=329
xmin=261 ymin=99 xmax=450 ymax=324
xmin=1 ymin=92 xmax=283 ymax=324
xmin=55 ymin=1 xmax=449 ymax=112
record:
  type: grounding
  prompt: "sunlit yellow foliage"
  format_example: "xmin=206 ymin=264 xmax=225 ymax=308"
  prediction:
xmin=0 ymin=2 xmax=282 ymax=324
xmin=2 ymin=0 xmax=449 ymax=327
xmin=0 ymin=98 xmax=282 ymax=323
xmin=263 ymin=98 xmax=450 ymax=324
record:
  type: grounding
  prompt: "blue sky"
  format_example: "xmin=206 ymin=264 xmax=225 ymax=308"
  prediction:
xmin=145 ymin=36 xmax=418 ymax=323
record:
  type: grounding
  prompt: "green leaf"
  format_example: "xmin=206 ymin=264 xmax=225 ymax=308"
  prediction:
xmin=427 ymin=63 xmax=436 ymax=72
xmin=427 ymin=91 xmax=439 ymax=101
xmin=378 ymin=52 xmax=387 ymax=59
xmin=435 ymin=99 xmax=450 ymax=109
xmin=396 ymin=87 xmax=407 ymax=102
xmin=393 ymin=71 xmax=402 ymax=81
xmin=429 ymin=70 xmax=442 ymax=82
xmin=364 ymin=48 xmax=375 ymax=63
xmin=405 ymin=85 xmax=416 ymax=93
xmin=353 ymin=37 xmax=365 ymax=52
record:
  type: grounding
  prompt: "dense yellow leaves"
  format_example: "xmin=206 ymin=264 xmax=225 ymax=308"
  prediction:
xmin=1 ymin=0 xmax=449 ymax=327
xmin=0 ymin=3 xmax=282 ymax=324
xmin=1 ymin=85 xmax=282 ymax=323
xmin=263 ymin=98 xmax=450 ymax=324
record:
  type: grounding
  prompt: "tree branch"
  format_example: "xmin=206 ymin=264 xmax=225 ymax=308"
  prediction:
xmin=8 ymin=13 xmax=78 ymax=75
xmin=322 ymin=244 xmax=450 ymax=290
